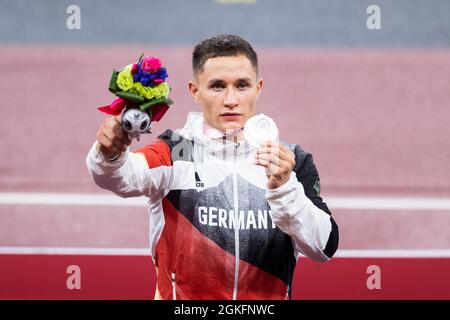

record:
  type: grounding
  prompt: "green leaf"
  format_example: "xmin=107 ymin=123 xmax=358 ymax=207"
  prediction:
xmin=108 ymin=70 xmax=120 ymax=93
xmin=166 ymin=97 xmax=174 ymax=105
xmin=139 ymin=97 xmax=168 ymax=111
xmin=116 ymin=91 xmax=145 ymax=103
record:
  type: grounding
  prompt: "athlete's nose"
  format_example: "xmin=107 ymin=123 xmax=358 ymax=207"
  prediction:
xmin=223 ymin=88 xmax=239 ymax=108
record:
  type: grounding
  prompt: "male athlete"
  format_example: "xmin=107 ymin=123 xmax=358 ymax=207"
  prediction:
xmin=86 ymin=34 xmax=339 ymax=300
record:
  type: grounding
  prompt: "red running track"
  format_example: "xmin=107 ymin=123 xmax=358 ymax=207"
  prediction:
xmin=1 ymin=255 xmax=449 ymax=300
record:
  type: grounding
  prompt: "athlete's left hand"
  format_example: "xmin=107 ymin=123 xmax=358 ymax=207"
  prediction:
xmin=254 ymin=141 xmax=296 ymax=190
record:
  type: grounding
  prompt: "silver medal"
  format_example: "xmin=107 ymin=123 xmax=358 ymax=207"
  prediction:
xmin=243 ymin=113 xmax=279 ymax=147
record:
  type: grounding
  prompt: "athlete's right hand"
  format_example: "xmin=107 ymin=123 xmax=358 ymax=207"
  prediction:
xmin=96 ymin=115 xmax=132 ymax=160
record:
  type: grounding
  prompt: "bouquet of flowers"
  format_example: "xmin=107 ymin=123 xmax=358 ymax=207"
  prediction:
xmin=98 ymin=54 xmax=173 ymax=140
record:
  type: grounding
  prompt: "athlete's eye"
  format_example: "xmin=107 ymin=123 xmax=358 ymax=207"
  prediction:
xmin=209 ymin=82 xmax=225 ymax=90
xmin=236 ymin=81 xmax=250 ymax=90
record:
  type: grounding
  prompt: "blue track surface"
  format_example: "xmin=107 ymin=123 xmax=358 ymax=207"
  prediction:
xmin=1 ymin=0 xmax=449 ymax=46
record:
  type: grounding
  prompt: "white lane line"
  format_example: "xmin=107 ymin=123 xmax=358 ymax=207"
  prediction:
xmin=0 ymin=192 xmax=147 ymax=206
xmin=0 ymin=247 xmax=449 ymax=258
xmin=333 ymin=249 xmax=450 ymax=258
xmin=1 ymin=192 xmax=450 ymax=210
xmin=0 ymin=247 xmax=150 ymax=256
xmin=327 ymin=197 xmax=450 ymax=210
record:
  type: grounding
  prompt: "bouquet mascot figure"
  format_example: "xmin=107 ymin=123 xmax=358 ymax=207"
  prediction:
xmin=98 ymin=54 xmax=173 ymax=141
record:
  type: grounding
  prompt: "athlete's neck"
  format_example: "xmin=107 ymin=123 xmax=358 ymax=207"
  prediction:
xmin=203 ymin=121 xmax=244 ymax=141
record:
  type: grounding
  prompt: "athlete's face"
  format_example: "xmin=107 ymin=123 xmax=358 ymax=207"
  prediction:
xmin=189 ymin=55 xmax=263 ymax=134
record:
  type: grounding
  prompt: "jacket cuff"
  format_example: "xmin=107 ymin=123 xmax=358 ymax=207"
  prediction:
xmin=88 ymin=141 xmax=129 ymax=170
xmin=265 ymin=173 xmax=308 ymax=219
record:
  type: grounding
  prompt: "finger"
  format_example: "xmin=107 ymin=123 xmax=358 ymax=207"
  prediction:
xmin=114 ymin=114 xmax=122 ymax=125
xmin=98 ymin=131 xmax=120 ymax=151
xmin=261 ymin=140 xmax=280 ymax=148
xmin=278 ymin=144 xmax=295 ymax=160
xmin=255 ymin=150 xmax=294 ymax=174
xmin=112 ymin=125 xmax=131 ymax=145
xmin=257 ymin=145 xmax=286 ymax=160
xmin=109 ymin=109 xmax=125 ymax=125
xmin=260 ymin=141 xmax=291 ymax=153
xmin=259 ymin=144 xmax=294 ymax=162
xmin=112 ymin=117 xmax=132 ymax=145
xmin=256 ymin=152 xmax=283 ymax=167
xmin=254 ymin=157 xmax=280 ymax=176
xmin=102 ymin=130 xmax=127 ymax=152
xmin=97 ymin=134 xmax=123 ymax=156
xmin=105 ymin=120 xmax=131 ymax=146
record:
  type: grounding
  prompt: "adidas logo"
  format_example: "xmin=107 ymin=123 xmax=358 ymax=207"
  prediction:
xmin=195 ymin=171 xmax=204 ymax=188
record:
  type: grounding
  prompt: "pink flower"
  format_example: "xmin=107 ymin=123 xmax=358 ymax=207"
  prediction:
xmin=131 ymin=63 xmax=138 ymax=75
xmin=97 ymin=97 xmax=127 ymax=116
xmin=141 ymin=56 xmax=161 ymax=73
xmin=151 ymin=103 xmax=169 ymax=121
xmin=153 ymin=78 xmax=164 ymax=84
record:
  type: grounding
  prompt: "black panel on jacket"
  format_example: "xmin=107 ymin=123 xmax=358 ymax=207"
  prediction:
xmin=166 ymin=175 xmax=296 ymax=286
xmin=292 ymin=145 xmax=339 ymax=258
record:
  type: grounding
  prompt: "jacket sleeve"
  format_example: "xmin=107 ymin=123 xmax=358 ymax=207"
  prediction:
xmin=265 ymin=145 xmax=339 ymax=262
xmin=85 ymin=139 xmax=172 ymax=199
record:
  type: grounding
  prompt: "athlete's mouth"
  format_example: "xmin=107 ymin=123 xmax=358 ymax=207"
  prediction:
xmin=220 ymin=112 xmax=242 ymax=118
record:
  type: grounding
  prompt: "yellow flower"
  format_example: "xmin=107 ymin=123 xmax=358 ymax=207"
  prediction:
xmin=116 ymin=65 xmax=134 ymax=91
xmin=131 ymin=82 xmax=169 ymax=100
xmin=151 ymin=82 xmax=169 ymax=100
xmin=131 ymin=82 xmax=153 ymax=99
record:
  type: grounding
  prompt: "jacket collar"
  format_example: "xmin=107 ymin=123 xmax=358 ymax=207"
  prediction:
xmin=176 ymin=112 xmax=250 ymax=154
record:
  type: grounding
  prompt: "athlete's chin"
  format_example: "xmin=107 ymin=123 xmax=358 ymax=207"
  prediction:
xmin=219 ymin=121 xmax=244 ymax=133
xmin=218 ymin=117 xmax=247 ymax=132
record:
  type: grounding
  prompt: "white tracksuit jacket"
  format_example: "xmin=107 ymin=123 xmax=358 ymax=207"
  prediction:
xmin=86 ymin=112 xmax=339 ymax=300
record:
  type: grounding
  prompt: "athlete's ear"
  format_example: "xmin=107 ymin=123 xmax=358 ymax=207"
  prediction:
xmin=256 ymin=78 xmax=263 ymax=100
xmin=188 ymin=81 xmax=201 ymax=104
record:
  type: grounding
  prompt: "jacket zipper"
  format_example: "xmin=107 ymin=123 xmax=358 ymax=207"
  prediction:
xmin=171 ymin=272 xmax=177 ymax=300
xmin=232 ymin=171 xmax=239 ymax=300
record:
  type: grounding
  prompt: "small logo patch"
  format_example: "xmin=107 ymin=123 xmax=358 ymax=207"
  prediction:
xmin=195 ymin=171 xmax=204 ymax=188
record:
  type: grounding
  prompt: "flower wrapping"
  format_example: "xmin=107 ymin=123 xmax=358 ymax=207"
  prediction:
xmin=98 ymin=54 xmax=173 ymax=121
